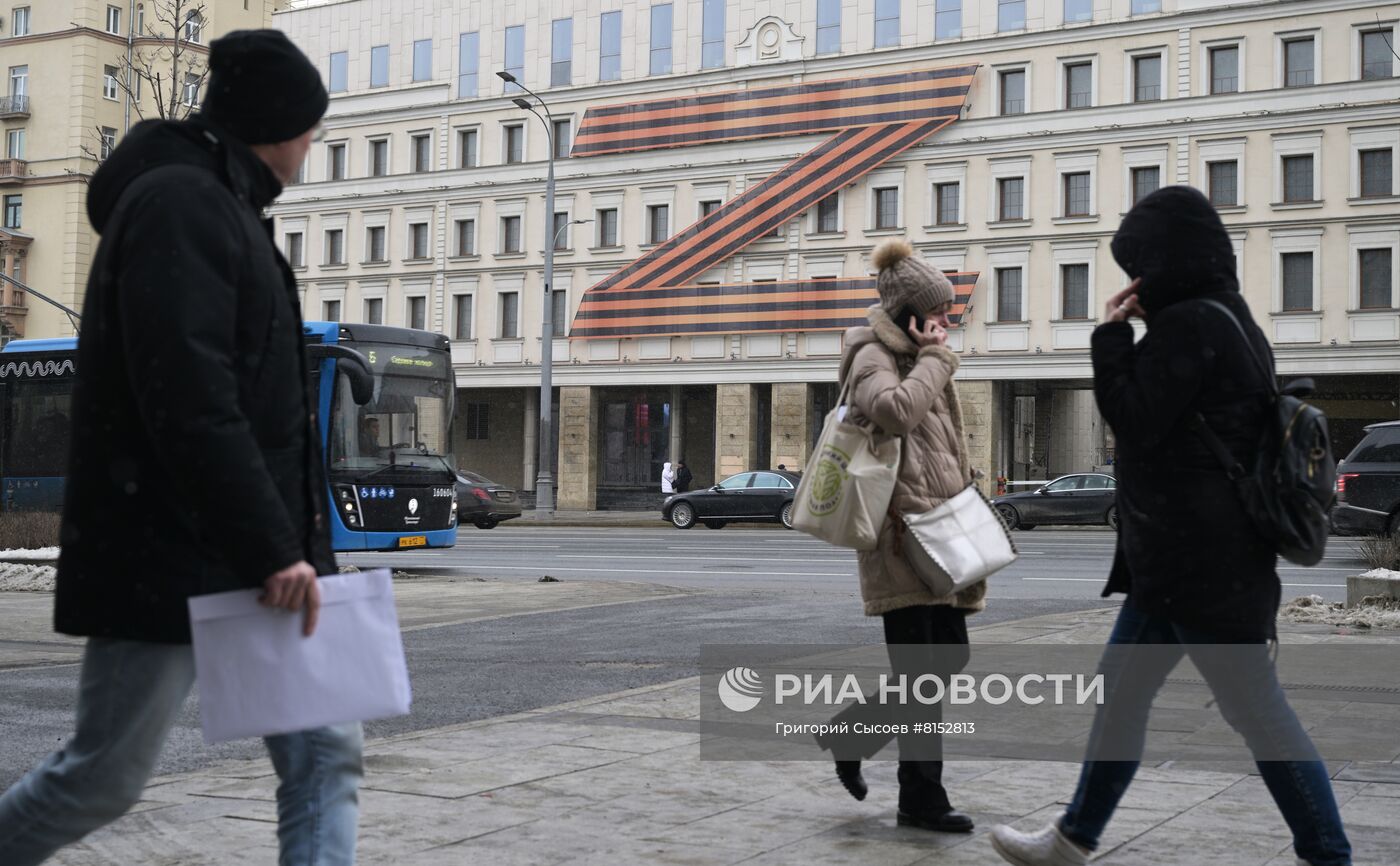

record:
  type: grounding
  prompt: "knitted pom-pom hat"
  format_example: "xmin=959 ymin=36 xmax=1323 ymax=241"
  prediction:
xmin=872 ymin=239 xmax=954 ymax=316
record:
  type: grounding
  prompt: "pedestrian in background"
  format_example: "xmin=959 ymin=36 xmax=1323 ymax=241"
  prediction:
xmin=990 ymin=186 xmax=1351 ymax=866
xmin=814 ymin=239 xmax=982 ymax=834
xmin=0 ymin=31 xmax=363 ymax=866
xmin=674 ymin=461 xmax=693 ymax=493
xmin=661 ymin=461 xmax=676 ymax=495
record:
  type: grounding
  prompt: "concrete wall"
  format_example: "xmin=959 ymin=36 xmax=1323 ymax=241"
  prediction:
xmin=452 ymin=387 xmax=526 ymax=487
xmin=715 ymin=383 xmax=758 ymax=481
xmin=557 ymin=385 xmax=598 ymax=509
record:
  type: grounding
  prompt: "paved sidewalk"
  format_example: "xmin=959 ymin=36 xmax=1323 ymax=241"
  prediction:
xmin=38 ymin=605 xmax=1399 ymax=866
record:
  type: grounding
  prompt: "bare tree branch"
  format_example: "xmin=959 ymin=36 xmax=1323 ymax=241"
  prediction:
xmin=112 ymin=0 xmax=209 ymax=122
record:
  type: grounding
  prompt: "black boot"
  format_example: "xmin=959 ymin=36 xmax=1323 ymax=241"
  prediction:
xmin=896 ymin=808 xmax=975 ymax=833
xmin=896 ymin=761 xmax=973 ymax=833
xmin=835 ymin=760 xmax=867 ymax=802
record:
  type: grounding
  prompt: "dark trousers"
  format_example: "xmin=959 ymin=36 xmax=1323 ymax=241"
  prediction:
xmin=822 ymin=604 xmax=970 ymax=814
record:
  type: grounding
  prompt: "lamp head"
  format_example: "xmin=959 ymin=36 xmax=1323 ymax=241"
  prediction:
xmin=496 ymin=70 xmax=517 ymax=83
xmin=511 ymin=97 xmax=532 ymax=110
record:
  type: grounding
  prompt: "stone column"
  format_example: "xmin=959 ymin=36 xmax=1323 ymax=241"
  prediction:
xmin=957 ymin=379 xmax=999 ymax=497
xmin=669 ymin=384 xmax=683 ymax=464
xmin=771 ymin=383 xmax=811 ymax=471
xmin=522 ymin=389 xmax=538 ymax=492
xmin=714 ymin=383 xmax=757 ymax=480
xmin=557 ymin=386 xmax=597 ymax=510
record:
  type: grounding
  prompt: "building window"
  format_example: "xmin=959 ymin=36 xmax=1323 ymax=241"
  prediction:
xmin=1360 ymin=148 xmax=1393 ymax=198
xmin=596 ymin=208 xmax=619 ymax=246
xmin=284 ymin=232 xmax=304 ymax=268
xmin=551 ymin=290 xmax=568 ymax=337
xmin=999 ymin=69 xmax=1026 ymax=115
xmin=324 ymin=229 xmax=345 ymax=265
xmin=369 ymin=139 xmax=388 ymax=177
xmin=934 ymin=182 xmax=960 ymax=225
xmin=369 ymin=45 xmax=389 ymax=87
xmin=327 ymin=143 xmax=346 ymax=181
xmin=412 ymin=39 xmax=432 ymax=82
xmin=322 ymin=300 xmax=341 ymax=323
xmin=600 ymin=11 xmax=622 ymax=81
xmin=702 ymin=0 xmax=726 ymax=68
xmin=875 ymin=0 xmax=899 ymax=48
xmin=551 ymin=18 xmax=572 ymax=87
xmin=998 ymin=177 xmax=1025 ymax=221
xmin=9 ymin=65 xmax=27 ymax=100
xmin=816 ymin=194 xmax=840 ymax=232
xmin=1065 ymin=62 xmax=1092 ymax=108
xmin=998 ymin=0 xmax=1026 ymax=32
xmin=106 ymin=5 xmax=121 ymax=34
xmin=453 ymin=295 xmax=473 ymax=340
xmin=1064 ymin=0 xmax=1092 ymax=24
xmin=553 ymin=211 xmax=570 ymax=250
xmin=1131 ymin=0 xmax=1161 ymax=13
xmin=365 ymin=297 xmax=384 ymax=325
xmin=409 ymin=222 xmax=429 ymax=259
xmin=935 ymin=0 xmax=961 ymax=39
xmin=873 ymin=187 xmax=899 ymax=229
xmin=1281 ymin=252 xmax=1313 ymax=311
xmin=1284 ymin=37 xmax=1314 ymax=87
xmin=1210 ymin=45 xmax=1239 ymax=93
xmin=102 ymin=65 xmax=119 ymax=100
xmin=329 ymin=51 xmax=348 ymax=93
xmin=1282 ymin=155 xmax=1314 ymax=202
xmin=464 ymin=402 xmax=490 ymax=439
xmin=503 ymin=124 xmax=525 ymax=164
xmin=183 ymin=9 xmax=202 ymax=42
xmin=1360 ymin=249 xmax=1394 ymax=309
xmin=6 ymin=129 xmax=23 ymax=160
xmin=503 ymin=26 xmax=524 ymax=90
xmin=996 ymin=267 xmax=1023 ymax=322
xmin=181 ymin=73 xmax=199 ymax=107
xmin=411 ymin=134 xmax=432 ymax=173
xmin=1061 ymin=264 xmax=1089 ymax=319
xmin=1 ymin=194 xmax=18 ymax=228
xmin=1362 ymin=29 xmax=1396 ymax=80
xmin=454 ymin=219 xmax=476 ymax=256
xmin=1063 ymin=172 xmax=1091 ymax=216
xmin=647 ymin=204 xmax=669 ymax=244
xmin=499 ymin=292 xmax=520 ymax=338
xmin=458 ymin=32 xmax=480 ymax=98
xmin=650 ymin=4 xmax=673 ymax=74
xmin=700 ymin=199 xmax=722 ymax=220
xmin=457 ymin=129 xmax=478 ymax=168
xmin=12 ymin=7 xmax=28 ymax=37
xmin=1131 ymin=166 xmax=1160 ymax=204
xmin=1133 ymin=54 xmax=1162 ymax=102
xmin=366 ymin=226 xmax=386 ymax=263
xmin=501 ymin=216 xmax=522 ymax=253
xmin=816 ymin=0 xmax=841 ymax=55
xmin=407 ymin=296 xmax=427 ymax=330
xmin=1208 ymin=160 xmax=1239 ymax=207
xmin=99 ymin=126 xmax=117 ymax=160
xmin=552 ymin=119 xmax=571 ymax=160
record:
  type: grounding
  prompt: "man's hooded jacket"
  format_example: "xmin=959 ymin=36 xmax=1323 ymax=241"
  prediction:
xmin=55 ymin=118 xmax=335 ymax=644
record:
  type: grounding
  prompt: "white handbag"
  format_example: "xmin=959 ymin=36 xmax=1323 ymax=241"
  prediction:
xmin=791 ymin=378 xmax=901 ymax=550
xmin=901 ymin=484 xmax=1018 ymax=596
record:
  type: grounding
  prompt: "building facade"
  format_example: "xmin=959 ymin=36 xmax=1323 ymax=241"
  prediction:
xmin=268 ymin=0 xmax=1398 ymax=508
xmin=0 ymin=0 xmax=285 ymax=343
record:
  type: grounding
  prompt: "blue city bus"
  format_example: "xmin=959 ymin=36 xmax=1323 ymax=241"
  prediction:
xmin=0 ymin=322 xmax=458 ymax=552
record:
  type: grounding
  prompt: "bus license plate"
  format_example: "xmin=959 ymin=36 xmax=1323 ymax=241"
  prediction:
xmin=398 ymin=535 xmax=427 ymax=548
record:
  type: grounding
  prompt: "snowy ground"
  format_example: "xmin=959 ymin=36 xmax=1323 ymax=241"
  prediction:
xmin=0 ymin=562 xmax=55 ymax=592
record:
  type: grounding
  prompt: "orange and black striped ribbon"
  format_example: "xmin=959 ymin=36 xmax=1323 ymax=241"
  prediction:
xmin=572 ymin=65 xmax=978 ymax=340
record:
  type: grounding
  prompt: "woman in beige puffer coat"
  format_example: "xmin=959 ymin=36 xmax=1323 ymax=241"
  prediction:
xmin=815 ymin=239 xmax=981 ymax=835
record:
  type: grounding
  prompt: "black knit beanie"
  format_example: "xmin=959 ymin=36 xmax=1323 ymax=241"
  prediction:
xmin=201 ymin=30 xmax=328 ymax=145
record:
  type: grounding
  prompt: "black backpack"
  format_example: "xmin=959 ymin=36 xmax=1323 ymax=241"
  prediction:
xmin=1190 ymin=299 xmax=1335 ymax=566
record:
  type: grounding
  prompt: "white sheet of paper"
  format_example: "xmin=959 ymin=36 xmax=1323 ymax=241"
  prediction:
xmin=188 ymin=569 xmax=411 ymax=744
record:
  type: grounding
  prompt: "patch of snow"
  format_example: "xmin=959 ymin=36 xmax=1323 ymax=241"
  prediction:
xmin=0 ymin=547 xmax=59 ymax=562
xmin=0 ymin=562 xmax=55 ymax=591
xmin=1359 ymin=568 xmax=1400 ymax=580
xmin=1279 ymin=594 xmax=1400 ymax=630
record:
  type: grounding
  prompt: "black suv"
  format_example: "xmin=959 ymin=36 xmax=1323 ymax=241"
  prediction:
xmin=1331 ymin=420 xmax=1400 ymax=537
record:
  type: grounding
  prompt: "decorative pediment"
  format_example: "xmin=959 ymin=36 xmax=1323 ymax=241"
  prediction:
xmin=735 ymin=16 xmax=804 ymax=66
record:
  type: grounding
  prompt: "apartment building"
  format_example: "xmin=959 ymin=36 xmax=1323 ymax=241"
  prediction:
xmin=0 ymin=0 xmax=285 ymax=342
xmin=272 ymin=0 xmax=1399 ymax=508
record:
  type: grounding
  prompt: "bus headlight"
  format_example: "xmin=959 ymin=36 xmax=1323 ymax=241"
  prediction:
xmin=334 ymin=484 xmax=361 ymax=528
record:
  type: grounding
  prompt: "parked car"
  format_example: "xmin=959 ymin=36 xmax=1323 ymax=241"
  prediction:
xmin=454 ymin=470 xmax=523 ymax=529
xmin=662 ymin=470 xmax=801 ymax=529
xmin=992 ymin=473 xmax=1118 ymax=530
xmin=1331 ymin=420 xmax=1400 ymax=537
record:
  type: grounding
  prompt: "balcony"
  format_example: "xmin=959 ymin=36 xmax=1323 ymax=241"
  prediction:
xmin=0 ymin=95 xmax=29 ymax=119
xmin=0 ymin=159 xmax=26 ymax=184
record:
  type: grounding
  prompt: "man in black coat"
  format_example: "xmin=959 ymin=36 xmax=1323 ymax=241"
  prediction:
xmin=991 ymin=187 xmax=1351 ymax=866
xmin=0 ymin=32 xmax=363 ymax=866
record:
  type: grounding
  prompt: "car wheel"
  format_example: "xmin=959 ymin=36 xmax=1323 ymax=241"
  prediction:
xmin=670 ymin=502 xmax=696 ymax=529
xmin=780 ymin=502 xmax=794 ymax=529
xmin=1107 ymin=506 xmax=1119 ymax=531
xmin=474 ymin=517 xmax=499 ymax=530
xmin=704 ymin=520 xmax=727 ymax=529
xmin=995 ymin=504 xmax=1020 ymax=531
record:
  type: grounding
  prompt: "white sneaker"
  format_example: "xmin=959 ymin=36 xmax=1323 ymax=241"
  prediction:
xmin=990 ymin=820 xmax=1091 ymax=866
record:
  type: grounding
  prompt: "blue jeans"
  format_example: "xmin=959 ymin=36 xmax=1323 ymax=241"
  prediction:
xmin=0 ymin=638 xmax=363 ymax=866
xmin=1059 ymin=602 xmax=1351 ymax=866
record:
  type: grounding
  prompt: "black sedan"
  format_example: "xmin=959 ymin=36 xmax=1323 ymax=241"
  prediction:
xmin=992 ymin=473 xmax=1118 ymax=530
xmin=662 ymin=470 xmax=800 ymax=529
xmin=454 ymin=471 xmax=523 ymax=529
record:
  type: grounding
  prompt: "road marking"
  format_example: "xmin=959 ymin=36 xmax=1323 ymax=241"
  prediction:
xmin=1022 ymin=577 xmax=1104 ymax=582
xmin=557 ymin=554 xmax=850 ymax=564
xmin=1281 ymin=583 xmax=1346 ymax=588
xmin=447 ymin=564 xmax=853 ymax=577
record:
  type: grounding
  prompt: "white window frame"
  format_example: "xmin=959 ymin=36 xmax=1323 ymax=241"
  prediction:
xmin=404 ymin=292 xmax=429 ymax=330
xmin=1272 ymin=130 xmax=1323 ymax=206
xmin=1051 ymin=240 xmax=1098 ymax=322
xmin=367 ymin=137 xmax=391 ymax=178
xmin=988 ymin=156 xmax=1032 ymax=224
xmin=455 ymin=126 xmax=480 ymax=169
xmin=592 ymin=189 xmax=624 ymax=248
xmin=992 ymin=63 xmax=1031 ymax=117
xmin=640 ymin=185 xmax=676 ymax=245
xmin=102 ymin=66 xmax=119 ymax=101
xmin=1121 ymin=144 xmax=1169 ymax=213
xmin=326 ymin=141 xmax=348 ymax=181
xmin=321 ymin=214 xmax=349 ymax=267
xmin=362 ymin=210 xmax=390 ymax=264
xmin=12 ymin=7 xmax=29 ymax=38
xmin=866 ymin=167 xmax=905 ymax=232
xmin=1196 ymin=137 xmax=1247 ymax=209
xmin=1058 ymin=55 xmax=1098 ymax=109
xmin=409 ymin=130 xmax=434 ymax=173
xmin=496 ymin=198 xmax=526 ymax=255
xmin=1270 ymin=227 xmax=1323 ymax=314
xmin=451 ymin=290 xmax=476 ymax=341
xmin=281 ymin=217 xmax=308 ymax=269
xmin=1053 ymin=150 xmax=1098 ymax=221
xmin=1276 ymin=29 xmax=1321 ymax=89
xmin=496 ymin=285 xmax=522 ymax=340
xmin=1355 ymin=22 xmax=1398 ymax=81
xmin=361 ymin=284 xmax=388 ymax=325
xmin=1199 ymin=38 xmax=1245 ymax=96
xmin=502 ymin=122 xmax=526 ymax=165
xmin=987 ymin=244 xmax=1031 ymax=328
xmin=1125 ymin=47 xmax=1168 ymax=104
xmin=449 ymin=202 xmax=481 ymax=257
xmin=405 ymin=213 xmax=432 ymax=261
xmin=1349 ymin=125 xmax=1399 ymax=200
xmin=106 ymin=5 xmax=121 ymax=35
xmin=926 ymin=161 xmax=967 ymax=228
xmin=1348 ymin=226 xmax=1399 ymax=311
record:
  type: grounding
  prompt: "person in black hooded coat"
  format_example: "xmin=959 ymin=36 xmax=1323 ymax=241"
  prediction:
xmin=990 ymin=187 xmax=1351 ymax=866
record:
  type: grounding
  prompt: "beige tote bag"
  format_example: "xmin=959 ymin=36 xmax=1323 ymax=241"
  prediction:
xmin=901 ymin=484 xmax=1019 ymax=595
xmin=792 ymin=379 xmax=901 ymax=550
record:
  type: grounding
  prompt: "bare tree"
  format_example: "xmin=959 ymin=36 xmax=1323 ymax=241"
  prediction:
xmin=114 ymin=0 xmax=210 ymax=122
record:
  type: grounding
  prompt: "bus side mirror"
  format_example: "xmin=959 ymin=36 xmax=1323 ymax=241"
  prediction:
xmin=307 ymin=344 xmax=374 ymax=406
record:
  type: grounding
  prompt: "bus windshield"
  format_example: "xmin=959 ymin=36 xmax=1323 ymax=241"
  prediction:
xmin=325 ymin=342 xmax=453 ymax=478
